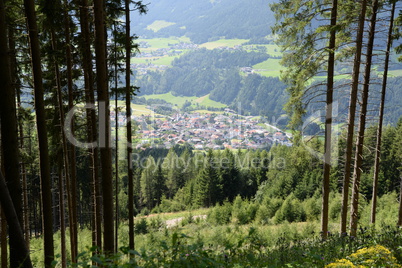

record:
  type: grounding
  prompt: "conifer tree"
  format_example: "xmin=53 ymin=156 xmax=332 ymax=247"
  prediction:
xmin=349 ymin=0 xmax=379 ymax=237
xmin=93 ymin=0 xmax=114 ymax=253
xmin=371 ymin=0 xmax=396 ymax=225
xmin=23 ymin=0 xmax=55 ymax=265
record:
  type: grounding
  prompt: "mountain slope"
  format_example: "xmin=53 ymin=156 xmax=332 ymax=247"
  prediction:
xmin=132 ymin=0 xmax=276 ymax=43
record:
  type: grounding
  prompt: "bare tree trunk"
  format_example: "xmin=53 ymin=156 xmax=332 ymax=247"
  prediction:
xmin=113 ymin=24 xmax=119 ymax=253
xmin=77 ymin=0 xmax=102 ymax=251
xmin=398 ymin=175 xmax=402 ymax=226
xmin=9 ymin=21 xmax=31 ymax=250
xmin=126 ymin=0 xmax=134 ymax=250
xmin=94 ymin=0 xmax=114 ymax=253
xmin=321 ymin=0 xmax=337 ymax=241
xmin=0 ymin=170 xmax=33 ymax=267
xmin=371 ymin=1 xmax=396 ymax=225
xmin=0 ymin=3 xmax=24 ymax=268
xmin=62 ymin=0 xmax=78 ymax=260
xmin=349 ymin=0 xmax=379 ymax=237
xmin=50 ymin=27 xmax=75 ymax=266
xmin=0 ymin=206 xmax=6 ymax=268
xmin=58 ymin=162 xmax=66 ymax=268
xmin=340 ymin=0 xmax=367 ymax=236
xmin=0 ymin=0 xmax=32 ymax=266
xmin=23 ymin=0 xmax=55 ymax=265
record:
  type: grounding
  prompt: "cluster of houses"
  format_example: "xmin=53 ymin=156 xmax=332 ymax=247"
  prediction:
xmin=110 ymin=109 xmax=292 ymax=150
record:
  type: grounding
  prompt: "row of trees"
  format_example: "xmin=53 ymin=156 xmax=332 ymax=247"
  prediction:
xmin=0 ymin=0 xmax=147 ymax=267
xmin=272 ymin=0 xmax=402 ymax=239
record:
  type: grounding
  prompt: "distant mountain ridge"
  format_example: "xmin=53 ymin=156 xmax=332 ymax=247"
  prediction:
xmin=131 ymin=0 xmax=276 ymax=43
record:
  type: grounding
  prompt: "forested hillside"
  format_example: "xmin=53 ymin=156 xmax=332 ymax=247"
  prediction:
xmin=131 ymin=0 xmax=275 ymax=43
xmin=136 ymin=48 xmax=288 ymax=117
xmin=136 ymin=46 xmax=402 ymax=124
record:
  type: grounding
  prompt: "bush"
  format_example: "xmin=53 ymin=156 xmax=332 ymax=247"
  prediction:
xmin=255 ymin=204 xmax=270 ymax=225
xmin=274 ymin=194 xmax=305 ymax=224
xmin=304 ymin=196 xmax=321 ymax=221
xmin=208 ymin=202 xmax=232 ymax=225
xmin=232 ymin=196 xmax=258 ymax=225
xmin=326 ymin=245 xmax=402 ymax=268
xmin=328 ymin=192 xmax=342 ymax=221
xmin=135 ymin=218 xmax=148 ymax=234
xmin=141 ymin=207 xmax=150 ymax=216
xmin=148 ymin=216 xmax=165 ymax=231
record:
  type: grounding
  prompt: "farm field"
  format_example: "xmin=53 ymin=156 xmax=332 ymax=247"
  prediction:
xmin=146 ymin=20 xmax=176 ymax=32
xmin=199 ymin=38 xmax=249 ymax=49
xmin=142 ymin=92 xmax=227 ymax=109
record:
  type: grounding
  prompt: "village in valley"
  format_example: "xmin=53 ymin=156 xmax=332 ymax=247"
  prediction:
xmin=111 ymin=107 xmax=292 ymax=150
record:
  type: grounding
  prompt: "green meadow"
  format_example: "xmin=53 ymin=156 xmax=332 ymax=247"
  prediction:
xmin=146 ymin=20 xmax=176 ymax=32
xmin=199 ymin=38 xmax=249 ymax=49
xmin=143 ymin=92 xmax=227 ymax=109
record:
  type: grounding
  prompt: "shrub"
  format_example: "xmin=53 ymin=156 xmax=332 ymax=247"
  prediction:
xmin=232 ymin=196 xmax=258 ymax=225
xmin=135 ymin=218 xmax=148 ymax=234
xmin=141 ymin=207 xmax=150 ymax=216
xmin=328 ymin=193 xmax=342 ymax=221
xmin=326 ymin=245 xmax=402 ymax=268
xmin=274 ymin=194 xmax=305 ymax=224
xmin=255 ymin=204 xmax=270 ymax=225
xmin=149 ymin=216 xmax=165 ymax=231
xmin=304 ymin=196 xmax=321 ymax=221
xmin=208 ymin=201 xmax=232 ymax=225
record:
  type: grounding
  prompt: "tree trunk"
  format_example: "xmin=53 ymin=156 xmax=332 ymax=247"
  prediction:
xmin=0 ymin=206 xmax=6 ymax=268
xmin=23 ymin=0 xmax=55 ymax=265
xmin=398 ymin=175 xmax=402 ymax=226
xmin=0 ymin=2 xmax=25 ymax=267
xmin=340 ymin=0 xmax=367 ymax=236
xmin=0 ymin=169 xmax=33 ymax=267
xmin=113 ymin=24 xmax=119 ymax=253
xmin=93 ymin=0 xmax=114 ymax=253
xmin=9 ymin=21 xmax=31 ymax=250
xmin=61 ymin=0 xmax=79 ymax=260
xmin=0 ymin=0 xmax=31 ymax=266
xmin=371 ymin=1 xmax=396 ymax=225
xmin=349 ymin=0 xmax=379 ymax=237
xmin=77 ymin=0 xmax=102 ymax=251
xmin=50 ymin=27 xmax=76 ymax=265
xmin=321 ymin=0 xmax=337 ymax=241
xmin=58 ymin=162 xmax=66 ymax=268
xmin=126 ymin=0 xmax=135 ymax=250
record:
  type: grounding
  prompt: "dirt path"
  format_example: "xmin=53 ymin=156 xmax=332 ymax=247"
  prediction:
xmin=165 ymin=215 xmax=207 ymax=228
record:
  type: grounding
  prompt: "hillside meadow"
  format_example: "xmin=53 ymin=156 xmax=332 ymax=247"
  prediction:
xmin=28 ymin=192 xmax=402 ymax=267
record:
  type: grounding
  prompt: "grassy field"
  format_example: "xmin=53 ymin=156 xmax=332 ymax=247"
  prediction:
xmin=113 ymin=101 xmax=159 ymax=117
xmin=253 ymin=58 xmax=283 ymax=77
xmin=138 ymin=37 xmax=191 ymax=51
xmin=388 ymin=69 xmax=402 ymax=77
xmin=143 ymin=92 xmax=227 ymax=109
xmin=131 ymin=55 xmax=180 ymax=66
xmin=143 ymin=92 xmax=198 ymax=107
xmin=245 ymin=44 xmax=282 ymax=57
xmin=194 ymin=94 xmax=227 ymax=108
xmin=193 ymin=109 xmax=224 ymax=114
xmin=146 ymin=20 xmax=176 ymax=32
xmin=199 ymin=38 xmax=249 ymax=49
